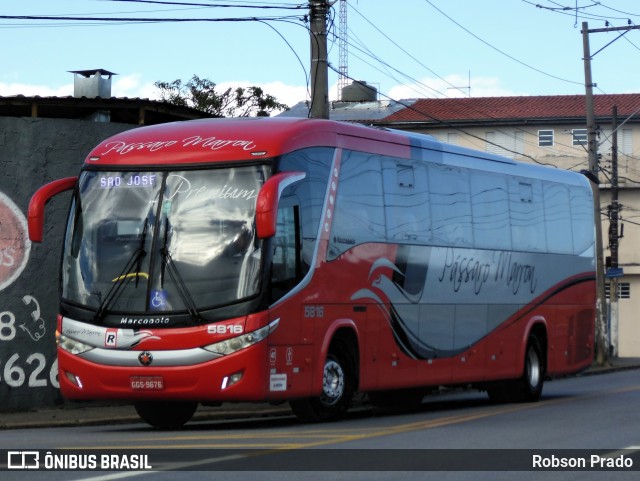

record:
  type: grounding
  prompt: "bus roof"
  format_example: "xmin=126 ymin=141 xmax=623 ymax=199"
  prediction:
xmin=84 ymin=117 xmax=406 ymax=166
xmin=83 ymin=117 xmax=590 ymax=188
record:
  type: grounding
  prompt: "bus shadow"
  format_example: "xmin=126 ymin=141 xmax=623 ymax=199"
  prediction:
xmin=117 ymin=390 xmax=577 ymax=433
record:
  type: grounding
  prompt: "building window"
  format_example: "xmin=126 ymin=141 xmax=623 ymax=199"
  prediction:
xmin=429 ymin=132 xmax=458 ymax=145
xmin=621 ymin=129 xmax=633 ymax=155
xmin=485 ymin=130 xmax=524 ymax=158
xmin=538 ymin=130 xmax=554 ymax=147
xmin=572 ymin=129 xmax=588 ymax=146
xmin=605 ymin=282 xmax=631 ymax=299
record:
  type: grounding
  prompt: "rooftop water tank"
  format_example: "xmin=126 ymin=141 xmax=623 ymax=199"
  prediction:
xmin=341 ymin=80 xmax=377 ymax=102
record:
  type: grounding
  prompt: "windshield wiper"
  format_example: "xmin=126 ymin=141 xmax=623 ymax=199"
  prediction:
xmin=93 ymin=221 xmax=148 ymax=323
xmin=160 ymin=218 xmax=202 ymax=322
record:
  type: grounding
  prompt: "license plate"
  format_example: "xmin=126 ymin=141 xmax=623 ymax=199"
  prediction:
xmin=130 ymin=376 xmax=164 ymax=390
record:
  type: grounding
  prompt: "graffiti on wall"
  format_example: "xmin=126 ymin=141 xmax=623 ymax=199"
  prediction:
xmin=0 ymin=190 xmax=58 ymax=391
xmin=0 ymin=190 xmax=31 ymax=291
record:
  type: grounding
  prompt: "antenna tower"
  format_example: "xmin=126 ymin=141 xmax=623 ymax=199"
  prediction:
xmin=338 ymin=0 xmax=348 ymax=99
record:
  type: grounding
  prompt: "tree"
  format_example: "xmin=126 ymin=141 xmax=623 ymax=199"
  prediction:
xmin=154 ymin=75 xmax=288 ymax=117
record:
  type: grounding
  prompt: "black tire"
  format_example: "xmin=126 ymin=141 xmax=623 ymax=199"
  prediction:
xmin=368 ymin=388 xmax=425 ymax=414
xmin=290 ymin=342 xmax=356 ymax=423
xmin=487 ymin=335 xmax=545 ymax=403
xmin=134 ymin=401 xmax=198 ymax=428
xmin=520 ymin=335 xmax=545 ymax=402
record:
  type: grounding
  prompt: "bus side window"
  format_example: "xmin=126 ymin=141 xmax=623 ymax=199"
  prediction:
xmin=271 ymin=205 xmax=301 ymax=300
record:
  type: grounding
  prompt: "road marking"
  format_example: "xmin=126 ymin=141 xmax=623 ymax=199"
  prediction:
xmin=73 ymin=454 xmax=246 ymax=481
xmin=72 ymin=401 xmax=543 ymax=453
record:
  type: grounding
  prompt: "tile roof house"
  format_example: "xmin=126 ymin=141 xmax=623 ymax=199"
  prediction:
xmin=377 ymin=94 xmax=640 ymax=125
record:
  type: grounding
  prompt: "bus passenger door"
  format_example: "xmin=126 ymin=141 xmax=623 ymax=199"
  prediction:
xmin=267 ymin=204 xmax=314 ymax=398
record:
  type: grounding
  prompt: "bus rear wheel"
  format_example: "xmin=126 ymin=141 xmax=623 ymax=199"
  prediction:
xmin=487 ymin=335 xmax=545 ymax=403
xmin=290 ymin=342 xmax=355 ymax=423
xmin=520 ymin=335 xmax=545 ymax=401
xmin=134 ymin=401 xmax=198 ymax=429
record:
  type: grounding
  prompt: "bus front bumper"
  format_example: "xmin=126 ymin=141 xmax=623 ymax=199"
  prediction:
xmin=57 ymin=343 xmax=269 ymax=402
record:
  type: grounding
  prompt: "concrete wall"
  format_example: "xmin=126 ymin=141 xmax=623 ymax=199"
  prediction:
xmin=0 ymin=117 xmax=134 ymax=411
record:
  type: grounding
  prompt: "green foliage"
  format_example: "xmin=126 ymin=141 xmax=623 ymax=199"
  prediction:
xmin=154 ymin=75 xmax=289 ymax=117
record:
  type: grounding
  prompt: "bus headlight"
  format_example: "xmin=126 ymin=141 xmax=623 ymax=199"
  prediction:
xmin=203 ymin=318 xmax=279 ymax=356
xmin=57 ymin=333 xmax=95 ymax=355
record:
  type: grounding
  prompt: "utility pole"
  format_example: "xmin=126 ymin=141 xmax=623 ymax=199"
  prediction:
xmin=581 ymin=21 xmax=608 ymax=365
xmin=580 ymin=20 xmax=640 ymax=362
xmin=309 ymin=0 xmax=330 ymax=119
xmin=609 ymin=105 xmax=621 ymax=357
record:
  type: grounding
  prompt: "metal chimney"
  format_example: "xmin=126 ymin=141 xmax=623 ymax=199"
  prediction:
xmin=70 ymin=69 xmax=117 ymax=98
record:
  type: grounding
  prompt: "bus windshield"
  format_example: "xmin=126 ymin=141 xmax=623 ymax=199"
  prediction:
xmin=62 ymin=165 xmax=270 ymax=321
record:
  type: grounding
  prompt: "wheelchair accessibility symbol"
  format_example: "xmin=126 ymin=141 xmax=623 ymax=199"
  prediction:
xmin=150 ymin=290 xmax=168 ymax=310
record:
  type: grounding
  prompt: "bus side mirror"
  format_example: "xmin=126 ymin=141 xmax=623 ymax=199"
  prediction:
xmin=28 ymin=177 xmax=77 ymax=242
xmin=255 ymin=172 xmax=305 ymax=239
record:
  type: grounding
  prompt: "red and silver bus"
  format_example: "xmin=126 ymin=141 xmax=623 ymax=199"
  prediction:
xmin=29 ymin=117 xmax=595 ymax=427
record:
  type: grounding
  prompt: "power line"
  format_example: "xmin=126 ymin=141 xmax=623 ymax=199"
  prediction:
xmin=0 ymin=14 xmax=303 ymax=23
xmin=329 ymin=26 xmax=593 ymax=162
xmin=327 ymin=63 xmax=561 ymax=165
xmin=105 ymin=0 xmax=307 ymax=9
xmin=597 ymin=1 xmax=640 ymax=19
xmin=425 ymin=0 xmax=583 ymax=86
xmin=258 ymin=18 xmax=310 ymax=98
xmin=529 ymin=0 xmax=640 ymax=21
xmin=349 ymin=3 xmax=469 ymax=97
xmin=330 ymin=12 xmax=563 ymax=156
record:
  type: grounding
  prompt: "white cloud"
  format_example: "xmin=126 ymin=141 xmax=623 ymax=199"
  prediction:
xmin=0 ymin=82 xmax=72 ymax=97
xmin=0 ymin=74 xmax=311 ymax=113
xmin=0 ymin=74 xmax=157 ymax=100
xmin=387 ymin=74 xmax=524 ymax=100
xmin=112 ymin=74 xmax=159 ymax=100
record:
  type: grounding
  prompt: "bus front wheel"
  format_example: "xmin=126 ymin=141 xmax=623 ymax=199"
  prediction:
xmin=134 ymin=401 xmax=198 ymax=429
xmin=290 ymin=342 xmax=355 ymax=423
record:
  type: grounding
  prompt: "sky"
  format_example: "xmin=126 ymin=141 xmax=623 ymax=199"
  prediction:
xmin=2 ymin=0 xmax=640 ymax=110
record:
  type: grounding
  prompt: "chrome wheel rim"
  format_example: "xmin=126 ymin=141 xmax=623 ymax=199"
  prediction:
xmin=320 ymin=358 xmax=345 ymax=406
xmin=527 ymin=347 xmax=540 ymax=388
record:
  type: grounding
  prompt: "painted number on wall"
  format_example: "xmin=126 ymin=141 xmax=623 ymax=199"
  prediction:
xmin=1 ymin=296 xmax=47 ymax=342
xmin=0 ymin=310 xmax=17 ymax=341
xmin=0 ymin=354 xmax=59 ymax=388
xmin=1 ymin=294 xmax=56 ymax=389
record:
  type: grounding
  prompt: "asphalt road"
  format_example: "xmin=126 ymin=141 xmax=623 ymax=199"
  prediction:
xmin=2 ymin=368 xmax=640 ymax=481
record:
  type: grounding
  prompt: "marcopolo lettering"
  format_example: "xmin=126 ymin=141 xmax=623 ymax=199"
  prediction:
xmin=120 ymin=317 xmax=170 ymax=326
